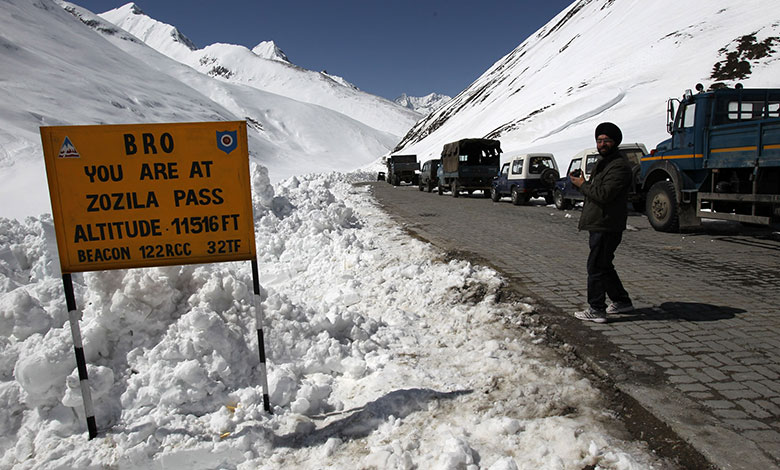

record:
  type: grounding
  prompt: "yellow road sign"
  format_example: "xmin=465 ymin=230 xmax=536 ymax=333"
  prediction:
xmin=41 ymin=121 xmax=257 ymax=273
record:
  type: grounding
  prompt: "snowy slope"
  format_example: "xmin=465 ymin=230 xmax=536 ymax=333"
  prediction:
xmin=0 ymin=0 xmax=411 ymax=220
xmin=394 ymin=0 xmax=780 ymax=170
xmin=98 ymin=3 xmax=421 ymax=137
xmin=2 ymin=0 xmax=779 ymax=468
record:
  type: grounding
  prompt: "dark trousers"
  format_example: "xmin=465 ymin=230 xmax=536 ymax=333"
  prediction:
xmin=587 ymin=231 xmax=630 ymax=311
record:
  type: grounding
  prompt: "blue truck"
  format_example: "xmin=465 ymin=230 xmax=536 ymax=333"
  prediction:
xmin=437 ymin=138 xmax=502 ymax=197
xmin=640 ymin=85 xmax=780 ymax=231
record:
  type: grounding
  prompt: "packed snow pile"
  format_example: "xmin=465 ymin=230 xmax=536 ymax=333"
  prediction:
xmin=0 ymin=168 xmax=670 ymax=469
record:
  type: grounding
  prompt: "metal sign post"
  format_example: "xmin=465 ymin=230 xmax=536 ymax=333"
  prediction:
xmin=41 ymin=121 xmax=268 ymax=437
xmin=62 ymin=274 xmax=98 ymax=439
xmin=251 ymin=259 xmax=272 ymax=413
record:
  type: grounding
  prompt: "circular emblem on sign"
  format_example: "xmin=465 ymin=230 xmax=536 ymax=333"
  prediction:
xmin=221 ymin=134 xmax=234 ymax=147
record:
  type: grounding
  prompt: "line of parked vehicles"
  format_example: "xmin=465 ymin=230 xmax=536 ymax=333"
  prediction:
xmin=380 ymin=85 xmax=780 ymax=232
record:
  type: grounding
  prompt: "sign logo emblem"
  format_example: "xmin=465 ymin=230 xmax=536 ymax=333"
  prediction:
xmin=216 ymin=131 xmax=237 ymax=154
xmin=58 ymin=137 xmax=80 ymax=158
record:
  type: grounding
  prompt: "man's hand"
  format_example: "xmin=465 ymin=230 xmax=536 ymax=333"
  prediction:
xmin=570 ymin=171 xmax=585 ymax=188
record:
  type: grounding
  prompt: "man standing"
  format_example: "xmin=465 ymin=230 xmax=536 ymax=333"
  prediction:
xmin=569 ymin=122 xmax=634 ymax=323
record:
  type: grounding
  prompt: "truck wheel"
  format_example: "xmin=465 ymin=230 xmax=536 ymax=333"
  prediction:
xmin=553 ymin=189 xmax=572 ymax=210
xmin=491 ymin=187 xmax=501 ymax=202
xmin=511 ymin=187 xmax=522 ymax=205
xmin=427 ymin=183 xmax=434 ymax=193
xmin=392 ymin=175 xmax=400 ymax=186
xmin=451 ymin=181 xmax=459 ymax=198
xmin=647 ymin=181 xmax=679 ymax=232
xmin=438 ymin=183 xmax=443 ymax=195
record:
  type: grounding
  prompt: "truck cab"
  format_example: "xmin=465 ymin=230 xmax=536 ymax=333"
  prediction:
xmin=640 ymin=85 xmax=780 ymax=231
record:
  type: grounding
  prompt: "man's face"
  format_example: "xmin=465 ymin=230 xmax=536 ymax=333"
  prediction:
xmin=596 ymin=134 xmax=616 ymax=156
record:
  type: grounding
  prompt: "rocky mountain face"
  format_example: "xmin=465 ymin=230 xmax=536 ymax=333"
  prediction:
xmin=394 ymin=93 xmax=452 ymax=116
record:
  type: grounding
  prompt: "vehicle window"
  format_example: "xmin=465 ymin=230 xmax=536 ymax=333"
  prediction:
xmin=501 ymin=163 xmax=509 ymax=176
xmin=620 ymin=149 xmax=644 ymax=166
xmin=728 ymin=101 xmax=754 ymax=120
xmin=511 ymin=159 xmax=524 ymax=175
xmin=764 ymin=102 xmax=780 ymax=118
xmin=681 ymin=103 xmax=696 ymax=128
xmin=529 ymin=157 xmax=553 ymax=174
xmin=567 ymin=158 xmax=581 ymax=174
xmin=712 ymin=93 xmax=780 ymax=124
xmin=480 ymin=149 xmax=500 ymax=165
xmin=585 ymin=155 xmax=599 ymax=175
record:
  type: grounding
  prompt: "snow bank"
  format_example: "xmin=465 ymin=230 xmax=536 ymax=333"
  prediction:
xmin=0 ymin=167 xmax=668 ymax=469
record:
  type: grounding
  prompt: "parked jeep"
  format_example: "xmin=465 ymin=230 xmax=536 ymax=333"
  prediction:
xmin=418 ymin=159 xmax=440 ymax=192
xmin=553 ymin=143 xmax=648 ymax=211
xmin=490 ymin=153 xmax=560 ymax=205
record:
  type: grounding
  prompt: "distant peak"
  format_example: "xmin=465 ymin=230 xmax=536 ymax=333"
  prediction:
xmin=394 ymin=93 xmax=451 ymax=115
xmin=251 ymin=40 xmax=290 ymax=63
xmin=122 ymin=2 xmax=144 ymax=15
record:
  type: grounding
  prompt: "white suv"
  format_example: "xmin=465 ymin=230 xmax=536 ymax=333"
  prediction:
xmin=490 ymin=153 xmax=560 ymax=205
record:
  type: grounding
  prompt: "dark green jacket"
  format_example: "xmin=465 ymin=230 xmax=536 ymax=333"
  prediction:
xmin=577 ymin=150 xmax=632 ymax=232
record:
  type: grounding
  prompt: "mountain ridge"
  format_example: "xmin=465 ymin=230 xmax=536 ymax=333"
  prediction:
xmin=394 ymin=93 xmax=452 ymax=116
xmin=97 ymin=2 xmax=420 ymax=137
xmin=393 ymin=0 xmax=780 ymax=170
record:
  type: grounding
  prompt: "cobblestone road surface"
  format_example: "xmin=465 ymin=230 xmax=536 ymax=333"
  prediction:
xmin=370 ymin=182 xmax=780 ymax=470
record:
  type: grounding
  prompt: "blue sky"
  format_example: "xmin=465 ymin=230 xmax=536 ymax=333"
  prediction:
xmin=73 ymin=0 xmax=574 ymax=101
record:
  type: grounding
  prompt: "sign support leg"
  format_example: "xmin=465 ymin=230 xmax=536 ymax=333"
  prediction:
xmin=62 ymin=274 xmax=98 ymax=439
xmin=251 ymin=260 xmax=272 ymax=413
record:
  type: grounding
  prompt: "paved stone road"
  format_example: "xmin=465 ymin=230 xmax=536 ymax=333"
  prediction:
xmin=370 ymin=182 xmax=780 ymax=470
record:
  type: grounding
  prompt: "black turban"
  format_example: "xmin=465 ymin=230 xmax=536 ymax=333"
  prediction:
xmin=595 ymin=122 xmax=622 ymax=146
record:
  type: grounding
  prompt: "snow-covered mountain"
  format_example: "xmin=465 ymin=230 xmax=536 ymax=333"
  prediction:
xmin=251 ymin=40 xmax=290 ymax=63
xmin=0 ymin=0 xmax=419 ymax=220
xmin=395 ymin=93 xmax=452 ymax=115
xmin=394 ymin=0 xmax=780 ymax=170
xmin=4 ymin=1 xmax=780 ymax=468
xmin=98 ymin=3 xmax=419 ymax=137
